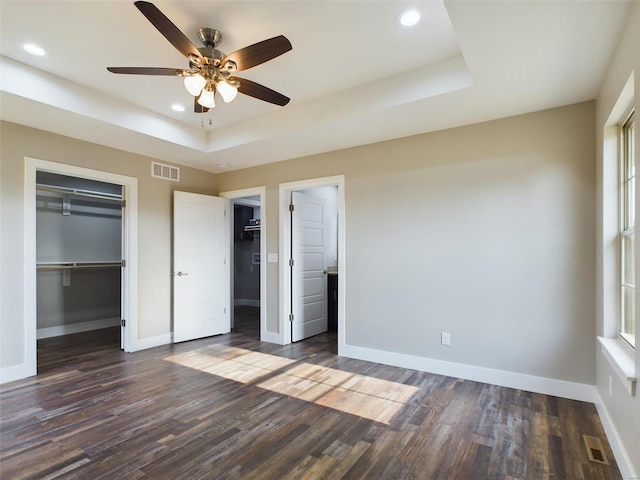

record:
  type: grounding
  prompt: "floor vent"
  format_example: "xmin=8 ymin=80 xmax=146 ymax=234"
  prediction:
xmin=151 ymin=162 xmax=180 ymax=182
xmin=583 ymin=435 xmax=609 ymax=465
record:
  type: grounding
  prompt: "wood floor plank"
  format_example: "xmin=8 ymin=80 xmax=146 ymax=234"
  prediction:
xmin=0 ymin=307 xmax=624 ymax=479
xmin=525 ymin=410 xmax=549 ymax=479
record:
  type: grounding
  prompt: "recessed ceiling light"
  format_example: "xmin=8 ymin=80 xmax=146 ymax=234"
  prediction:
xmin=22 ymin=42 xmax=48 ymax=56
xmin=171 ymin=103 xmax=186 ymax=112
xmin=398 ymin=9 xmax=421 ymax=27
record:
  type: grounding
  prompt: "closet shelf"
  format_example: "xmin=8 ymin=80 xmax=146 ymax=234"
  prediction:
xmin=244 ymin=226 xmax=261 ymax=232
xmin=37 ymin=261 xmax=122 ymax=270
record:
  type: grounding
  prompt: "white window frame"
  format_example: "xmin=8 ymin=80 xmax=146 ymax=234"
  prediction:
xmin=619 ymin=111 xmax=635 ymax=348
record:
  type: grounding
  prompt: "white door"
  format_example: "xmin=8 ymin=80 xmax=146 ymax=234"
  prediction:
xmin=173 ymin=191 xmax=229 ymax=343
xmin=291 ymin=191 xmax=328 ymax=341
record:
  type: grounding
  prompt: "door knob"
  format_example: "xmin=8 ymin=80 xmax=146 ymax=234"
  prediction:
xmin=176 ymin=271 xmax=189 ymax=277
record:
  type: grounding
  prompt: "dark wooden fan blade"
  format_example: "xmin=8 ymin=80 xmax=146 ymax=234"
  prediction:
xmin=134 ymin=1 xmax=203 ymax=61
xmin=194 ymin=95 xmax=209 ymax=113
xmin=223 ymin=36 xmax=292 ymax=71
xmin=107 ymin=67 xmax=184 ymax=76
xmin=231 ymin=77 xmax=290 ymax=106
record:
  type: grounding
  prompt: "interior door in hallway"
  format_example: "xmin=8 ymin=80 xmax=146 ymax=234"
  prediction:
xmin=173 ymin=191 xmax=229 ymax=343
xmin=291 ymin=191 xmax=328 ymax=342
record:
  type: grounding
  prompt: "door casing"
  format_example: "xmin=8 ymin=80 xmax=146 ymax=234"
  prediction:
xmin=24 ymin=157 xmax=138 ymax=378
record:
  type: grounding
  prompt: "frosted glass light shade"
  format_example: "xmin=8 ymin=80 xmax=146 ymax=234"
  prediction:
xmin=217 ymin=80 xmax=238 ymax=103
xmin=197 ymin=89 xmax=216 ymax=108
xmin=184 ymin=74 xmax=206 ymax=96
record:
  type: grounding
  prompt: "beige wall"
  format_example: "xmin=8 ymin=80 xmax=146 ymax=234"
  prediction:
xmin=0 ymin=121 xmax=217 ymax=369
xmin=1 ymin=102 xmax=599 ymax=385
xmin=595 ymin=1 xmax=640 ymax=476
xmin=218 ymin=101 xmax=596 ymax=384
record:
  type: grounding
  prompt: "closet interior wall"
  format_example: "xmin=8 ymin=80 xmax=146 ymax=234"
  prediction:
xmin=36 ymin=171 xmax=123 ymax=339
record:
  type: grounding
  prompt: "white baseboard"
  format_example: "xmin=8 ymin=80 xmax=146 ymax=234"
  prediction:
xmin=594 ymin=391 xmax=639 ymax=480
xmin=130 ymin=333 xmax=171 ymax=352
xmin=340 ymin=343 xmax=597 ymax=402
xmin=37 ymin=317 xmax=121 ymax=339
xmin=0 ymin=362 xmax=36 ymax=385
xmin=234 ymin=299 xmax=260 ymax=307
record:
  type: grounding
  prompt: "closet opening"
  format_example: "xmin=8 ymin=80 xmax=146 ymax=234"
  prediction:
xmin=35 ymin=171 xmax=124 ymax=371
xmin=231 ymin=196 xmax=261 ymax=338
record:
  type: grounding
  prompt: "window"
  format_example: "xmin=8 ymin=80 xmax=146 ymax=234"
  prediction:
xmin=620 ymin=111 xmax=636 ymax=348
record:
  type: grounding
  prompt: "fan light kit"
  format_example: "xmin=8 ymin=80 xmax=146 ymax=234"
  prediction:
xmin=108 ymin=1 xmax=292 ymax=113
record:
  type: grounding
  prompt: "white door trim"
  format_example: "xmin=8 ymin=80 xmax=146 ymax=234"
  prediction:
xmin=279 ymin=175 xmax=345 ymax=348
xmin=24 ymin=158 xmax=138 ymax=377
xmin=219 ymin=187 xmax=272 ymax=343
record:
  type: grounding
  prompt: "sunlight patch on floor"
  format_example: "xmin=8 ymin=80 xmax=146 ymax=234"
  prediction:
xmin=164 ymin=346 xmax=296 ymax=384
xmin=165 ymin=346 xmax=419 ymax=424
xmin=257 ymin=363 xmax=419 ymax=424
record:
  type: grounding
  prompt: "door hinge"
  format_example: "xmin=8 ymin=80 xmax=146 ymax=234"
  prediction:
xmin=121 ymin=199 xmax=126 ymax=208
xmin=289 ymin=314 xmax=294 ymax=322
xmin=224 ymin=209 xmax=227 ymax=216
xmin=121 ymin=259 xmax=126 ymax=268
xmin=121 ymin=319 xmax=126 ymax=327
xmin=289 ymin=203 xmax=295 ymax=212
xmin=289 ymin=258 xmax=294 ymax=267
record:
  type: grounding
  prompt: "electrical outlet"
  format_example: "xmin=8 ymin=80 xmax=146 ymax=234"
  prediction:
xmin=441 ymin=332 xmax=451 ymax=346
xmin=608 ymin=375 xmax=613 ymax=398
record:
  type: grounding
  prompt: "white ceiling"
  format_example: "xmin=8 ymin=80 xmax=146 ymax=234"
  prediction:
xmin=0 ymin=0 xmax=631 ymax=173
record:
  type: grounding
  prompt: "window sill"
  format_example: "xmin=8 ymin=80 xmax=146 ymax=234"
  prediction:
xmin=598 ymin=336 xmax=636 ymax=396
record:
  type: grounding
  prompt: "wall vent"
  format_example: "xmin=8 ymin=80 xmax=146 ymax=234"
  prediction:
xmin=583 ymin=435 xmax=609 ymax=465
xmin=151 ymin=162 xmax=180 ymax=182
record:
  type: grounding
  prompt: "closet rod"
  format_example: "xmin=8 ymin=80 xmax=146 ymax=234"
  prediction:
xmin=37 ymin=261 xmax=122 ymax=271
xmin=36 ymin=183 xmax=123 ymax=202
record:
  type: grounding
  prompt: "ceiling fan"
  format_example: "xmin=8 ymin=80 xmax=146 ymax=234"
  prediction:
xmin=107 ymin=1 xmax=292 ymax=113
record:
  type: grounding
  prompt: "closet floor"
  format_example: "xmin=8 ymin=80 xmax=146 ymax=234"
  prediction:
xmin=37 ymin=326 xmax=122 ymax=375
xmin=1 ymin=323 xmax=622 ymax=479
xmin=233 ymin=306 xmax=260 ymax=337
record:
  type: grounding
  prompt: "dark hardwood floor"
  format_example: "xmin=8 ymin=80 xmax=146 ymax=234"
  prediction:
xmin=1 ymin=308 xmax=622 ymax=479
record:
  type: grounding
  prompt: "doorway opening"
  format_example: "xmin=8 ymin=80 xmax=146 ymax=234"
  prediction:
xmin=232 ymin=197 xmax=261 ymax=337
xmin=25 ymin=158 xmax=138 ymax=378
xmin=279 ymin=176 xmax=345 ymax=348
xmin=220 ymin=187 xmax=268 ymax=341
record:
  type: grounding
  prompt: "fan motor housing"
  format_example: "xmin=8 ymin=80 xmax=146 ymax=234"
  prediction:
xmin=198 ymin=28 xmax=221 ymax=47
